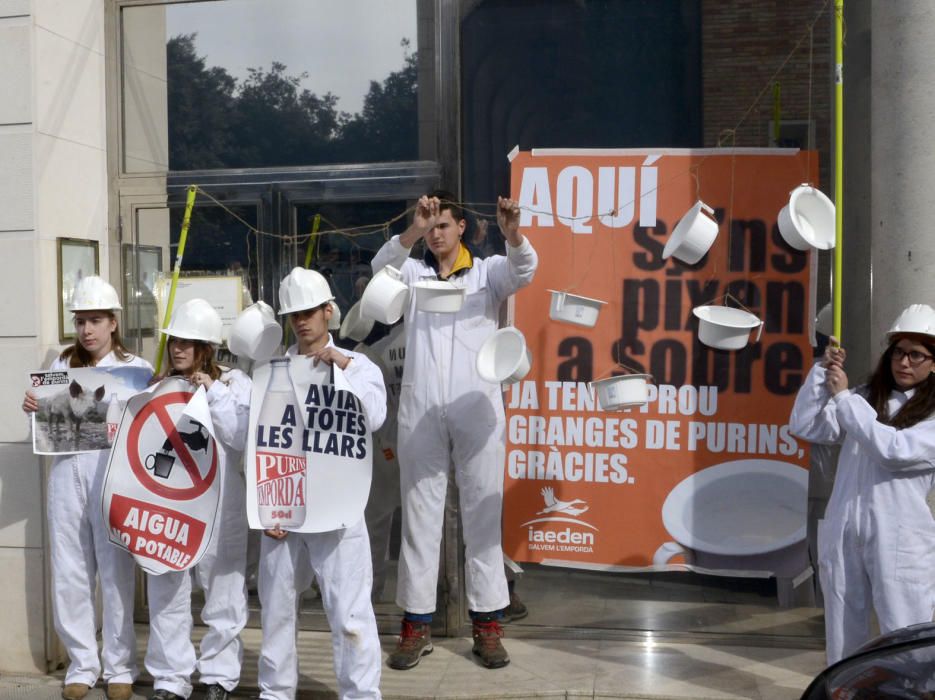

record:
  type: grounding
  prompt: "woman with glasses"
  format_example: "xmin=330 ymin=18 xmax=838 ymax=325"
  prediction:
xmin=790 ymin=304 xmax=935 ymax=665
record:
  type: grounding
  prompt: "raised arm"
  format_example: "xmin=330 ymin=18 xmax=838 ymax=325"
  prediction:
xmin=372 ymin=195 xmax=438 ymax=277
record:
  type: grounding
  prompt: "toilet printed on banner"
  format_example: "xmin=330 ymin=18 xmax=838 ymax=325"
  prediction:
xmin=503 ymin=148 xmax=816 ymax=573
xmin=102 ymin=377 xmax=222 ymax=575
xmin=245 ymin=355 xmax=373 ymax=533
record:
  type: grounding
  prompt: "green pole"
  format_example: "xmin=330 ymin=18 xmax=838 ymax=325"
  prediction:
xmin=154 ymin=185 xmax=197 ymax=374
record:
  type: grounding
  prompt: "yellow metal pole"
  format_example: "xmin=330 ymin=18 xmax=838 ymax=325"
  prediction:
xmin=303 ymin=213 xmax=321 ymax=269
xmin=833 ymin=0 xmax=844 ymax=341
xmin=154 ymin=185 xmax=197 ymax=374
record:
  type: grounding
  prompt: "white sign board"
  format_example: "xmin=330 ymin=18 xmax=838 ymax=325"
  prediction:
xmin=246 ymin=356 xmax=373 ymax=533
xmin=102 ymin=378 xmax=222 ymax=574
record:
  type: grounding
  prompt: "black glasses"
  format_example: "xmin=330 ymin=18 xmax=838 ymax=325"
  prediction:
xmin=891 ymin=347 xmax=934 ymax=366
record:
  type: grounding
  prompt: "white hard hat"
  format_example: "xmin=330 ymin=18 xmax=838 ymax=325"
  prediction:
xmin=278 ymin=267 xmax=334 ymax=315
xmin=162 ymin=298 xmax=223 ymax=344
xmin=328 ymin=301 xmax=342 ymax=330
xmin=887 ymin=303 xmax=935 ymax=341
xmin=69 ymin=276 xmax=122 ymax=311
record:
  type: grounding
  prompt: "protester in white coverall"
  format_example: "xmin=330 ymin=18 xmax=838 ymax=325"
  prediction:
xmin=372 ymin=192 xmax=537 ymax=670
xmin=257 ymin=267 xmax=386 ymax=700
xmin=22 ymin=277 xmax=152 ymax=700
xmin=790 ymin=303 xmax=935 ymax=665
xmin=144 ymin=299 xmax=250 ymax=700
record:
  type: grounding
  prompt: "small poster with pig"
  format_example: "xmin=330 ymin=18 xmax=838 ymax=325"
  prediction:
xmin=28 ymin=366 xmax=152 ymax=455
xmin=102 ymin=377 xmax=221 ymax=575
xmin=245 ymin=355 xmax=373 ymax=533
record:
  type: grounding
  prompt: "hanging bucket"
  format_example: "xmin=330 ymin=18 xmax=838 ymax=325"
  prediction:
xmin=228 ymin=301 xmax=282 ymax=361
xmin=360 ymin=266 xmax=409 ymax=324
xmin=548 ymin=290 xmax=607 ymax=328
xmin=476 ymin=327 xmax=532 ymax=384
xmin=815 ymin=302 xmax=833 ymax=337
xmin=328 ymin=301 xmax=342 ymax=331
xmin=414 ymin=281 xmax=466 ymax=313
xmin=663 ymin=201 xmax=719 ymax=264
xmin=693 ymin=305 xmax=763 ymax=350
xmin=778 ymin=185 xmax=836 ymax=251
xmin=339 ymin=300 xmax=375 ymax=342
xmin=590 ymin=373 xmax=653 ymax=411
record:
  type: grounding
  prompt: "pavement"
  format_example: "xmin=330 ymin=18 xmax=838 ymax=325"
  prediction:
xmin=0 ymin=625 xmax=827 ymax=700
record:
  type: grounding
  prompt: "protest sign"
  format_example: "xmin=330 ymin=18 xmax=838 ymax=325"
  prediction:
xmin=246 ymin=355 xmax=373 ymax=533
xmin=29 ymin=366 xmax=152 ymax=455
xmin=102 ymin=377 xmax=221 ymax=574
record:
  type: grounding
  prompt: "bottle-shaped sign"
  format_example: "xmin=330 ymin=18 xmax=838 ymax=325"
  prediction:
xmin=255 ymin=358 xmax=307 ymax=529
xmin=106 ymin=393 xmax=121 ymax=445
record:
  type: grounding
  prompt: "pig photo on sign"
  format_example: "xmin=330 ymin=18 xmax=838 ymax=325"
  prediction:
xmin=33 ymin=380 xmax=110 ymax=452
xmin=29 ymin=365 xmax=154 ymax=456
xmin=48 ymin=380 xmax=106 ymax=440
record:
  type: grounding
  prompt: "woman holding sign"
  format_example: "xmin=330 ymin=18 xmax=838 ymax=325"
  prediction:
xmin=21 ymin=276 xmax=153 ymax=700
xmin=144 ymin=299 xmax=251 ymax=700
xmin=790 ymin=303 xmax=935 ymax=664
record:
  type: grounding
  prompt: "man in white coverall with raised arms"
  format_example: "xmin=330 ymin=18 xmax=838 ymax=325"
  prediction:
xmin=373 ymin=192 xmax=537 ymax=670
xmin=257 ymin=267 xmax=387 ymax=700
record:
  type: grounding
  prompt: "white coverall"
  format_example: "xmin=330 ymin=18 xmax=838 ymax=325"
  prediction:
xmin=46 ymin=351 xmax=153 ymax=688
xmin=790 ymin=362 xmax=935 ymax=664
xmin=145 ymin=369 xmax=251 ymax=698
xmin=371 ymin=235 xmax=538 ymax=614
xmin=257 ymin=338 xmax=386 ymax=700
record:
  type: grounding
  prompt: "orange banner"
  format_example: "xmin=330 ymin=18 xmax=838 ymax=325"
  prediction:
xmin=504 ymin=149 xmax=816 ymax=572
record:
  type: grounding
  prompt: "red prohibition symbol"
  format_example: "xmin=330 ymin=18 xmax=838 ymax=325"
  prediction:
xmin=127 ymin=392 xmax=217 ymax=501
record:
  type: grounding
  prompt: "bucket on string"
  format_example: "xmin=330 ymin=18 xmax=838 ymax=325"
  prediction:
xmin=663 ymin=201 xmax=719 ymax=265
xmin=777 ymin=185 xmax=836 ymax=251
xmin=693 ymin=305 xmax=763 ymax=350
xmin=476 ymin=327 xmax=532 ymax=385
xmin=360 ymin=266 xmax=409 ymax=324
xmin=548 ymin=290 xmax=607 ymax=328
xmin=590 ymin=373 xmax=653 ymax=411
xmin=339 ymin=300 xmax=375 ymax=342
xmin=414 ymin=281 xmax=466 ymax=313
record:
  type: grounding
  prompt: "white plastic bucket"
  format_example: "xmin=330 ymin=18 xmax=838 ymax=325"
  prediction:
xmin=228 ymin=301 xmax=282 ymax=361
xmin=693 ymin=305 xmax=763 ymax=350
xmin=663 ymin=201 xmax=719 ymax=264
xmin=815 ymin=302 xmax=833 ymax=337
xmin=476 ymin=327 xmax=532 ymax=384
xmin=339 ymin=300 xmax=375 ymax=342
xmin=778 ymin=185 xmax=836 ymax=251
xmin=589 ymin=373 xmax=652 ymax=411
xmin=548 ymin=290 xmax=607 ymax=328
xmin=328 ymin=301 xmax=342 ymax=331
xmin=360 ymin=266 xmax=409 ymax=324
xmin=414 ymin=281 xmax=466 ymax=313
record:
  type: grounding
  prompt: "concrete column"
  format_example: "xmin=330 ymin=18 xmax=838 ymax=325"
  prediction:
xmin=865 ymin=2 xmax=935 ymax=352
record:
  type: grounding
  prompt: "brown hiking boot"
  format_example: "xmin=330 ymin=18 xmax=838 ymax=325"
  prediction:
xmin=472 ymin=619 xmax=510 ymax=668
xmin=62 ymin=684 xmax=91 ymax=700
xmin=106 ymin=683 xmax=134 ymax=700
xmin=387 ymin=619 xmax=433 ymax=670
